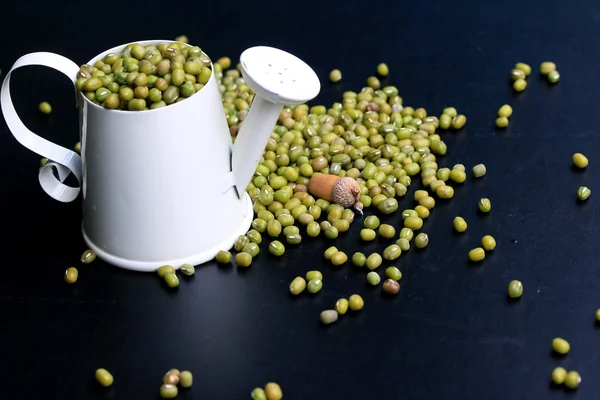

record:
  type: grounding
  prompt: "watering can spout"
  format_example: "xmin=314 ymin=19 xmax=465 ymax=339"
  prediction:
xmin=228 ymin=46 xmax=320 ymax=197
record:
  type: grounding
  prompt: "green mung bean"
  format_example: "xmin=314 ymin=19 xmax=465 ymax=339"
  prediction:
xmin=95 ymin=368 xmax=114 ymax=387
xmin=331 ymin=251 xmax=348 ymax=266
xmin=385 ymin=266 xmax=402 ymax=281
xmin=320 ymin=310 xmax=338 ymax=324
xmin=352 ymin=252 xmax=367 ymax=267
xmin=578 ymin=186 xmax=591 ymax=201
xmin=367 ymin=271 xmax=381 ymax=286
xmin=290 ymin=277 xmax=307 ymax=295
xmin=216 ymin=250 xmax=232 ymax=263
xmin=179 ymin=371 xmax=193 ymax=388
xmin=164 ymin=272 xmax=179 ymax=288
xmin=552 ymin=337 xmax=570 ymax=355
xmin=39 ymin=101 xmax=52 ymax=114
xmin=415 ymin=233 xmax=429 ymax=248
xmin=540 ymin=61 xmax=556 ymax=75
xmin=268 ymin=241 xmax=285 ymax=256
xmin=551 ymin=367 xmax=567 ymax=385
xmin=507 ymin=280 xmax=523 ymax=299
xmin=81 ymin=249 xmax=96 ymax=264
xmin=453 ymin=217 xmax=467 ymax=232
xmin=160 ymin=384 xmax=178 ymax=398
xmin=564 ymin=371 xmax=581 ymax=389
xmin=180 ymin=264 xmax=195 ymax=275
xmin=478 ymin=198 xmax=491 ymax=213
xmin=366 ymin=253 xmax=382 ymax=270
xmin=513 ymin=78 xmax=527 ymax=92
xmin=307 ymin=279 xmax=323 ymax=293
xmin=329 ymin=69 xmax=342 ymax=83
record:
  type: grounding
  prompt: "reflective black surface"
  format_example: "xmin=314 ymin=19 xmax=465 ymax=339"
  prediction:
xmin=2 ymin=0 xmax=600 ymax=399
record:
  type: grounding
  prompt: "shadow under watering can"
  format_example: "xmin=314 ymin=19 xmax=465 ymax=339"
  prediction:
xmin=1 ymin=40 xmax=321 ymax=272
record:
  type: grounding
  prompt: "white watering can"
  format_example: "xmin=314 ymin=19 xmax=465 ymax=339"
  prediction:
xmin=1 ymin=40 xmax=320 ymax=272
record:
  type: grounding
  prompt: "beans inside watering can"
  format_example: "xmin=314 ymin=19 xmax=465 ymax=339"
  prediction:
xmin=75 ymin=42 xmax=221 ymax=111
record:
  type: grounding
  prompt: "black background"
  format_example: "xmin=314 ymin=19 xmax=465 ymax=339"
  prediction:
xmin=2 ymin=0 xmax=600 ymax=399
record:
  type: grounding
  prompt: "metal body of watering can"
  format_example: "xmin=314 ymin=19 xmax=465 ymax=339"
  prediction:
xmin=1 ymin=40 xmax=320 ymax=272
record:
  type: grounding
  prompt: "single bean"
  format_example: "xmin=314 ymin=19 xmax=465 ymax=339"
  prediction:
xmin=179 ymin=371 xmax=193 ymax=388
xmin=382 ymin=279 xmax=400 ymax=294
xmin=164 ymin=272 xmax=179 ymax=288
xmin=306 ymin=270 xmax=323 ymax=281
xmin=160 ymin=384 xmax=178 ymax=398
xmin=348 ymin=294 xmax=364 ymax=310
xmin=95 ymin=368 xmax=114 ymax=387
xmin=331 ymin=251 xmax=348 ymax=266
xmin=216 ymin=250 xmax=232 ymax=263
xmin=290 ymin=277 xmax=307 ymax=295
xmin=320 ymin=309 xmax=339 ymax=324
xmin=307 ymin=279 xmax=323 ymax=293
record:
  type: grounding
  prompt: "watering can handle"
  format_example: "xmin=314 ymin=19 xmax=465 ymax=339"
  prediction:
xmin=1 ymin=52 xmax=82 ymax=203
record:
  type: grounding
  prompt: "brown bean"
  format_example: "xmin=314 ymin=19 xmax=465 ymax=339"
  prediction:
xmin=382 ymin=279 xmax=400 ymax=294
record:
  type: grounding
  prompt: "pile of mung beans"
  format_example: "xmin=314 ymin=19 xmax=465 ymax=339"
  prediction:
xmin=74 ymin=41 xmax=213 ymax=111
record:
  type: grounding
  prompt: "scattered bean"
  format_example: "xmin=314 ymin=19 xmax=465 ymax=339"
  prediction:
xmin=216 ymin=250 xmax=232 ymax=263
xmin=331 ymin=251 xmax=348 ymax=266
xmin=180 ymin=264 xmax=195 ymax=276
xmin=385 ymin=266 xmax=402 ymax=281
xmin=564 ymin=371 xmax=581 ymax=389
xmin=39 ymin=101 xmax=52 ymax=114
xmin=157 ymin=265 xmax=175 ymax=277
xmin=348 ymin=294 xmax=364 ymax=310
xmin=352 ymin=252 xmax=367 ymax=267
xmin=515 ymin=62 xmax=531 ymax=76
xmin=496 ymin=117 xmax=509 ymax=128
xmin=160 ymin=384 xmax=178 ymax=398
xmin=378 ymin=224 xmax=396 ymax=239
xmin=366 ymin=253 xmax=383 ymax=270
xmin=547 ymin=70 xmax=560 ymax=83
xmin=164 ymin=272 xmax=179 ymax=288
xmin=65 ymin=267 xmax=78 ymax=284
xmin=382 ymin=279 xmax=400 ymax=294
xmin=306 ymin=270 xmax=323 ymax=281
xmin=251 ymin=388 xmax=268 ymax=400
xmin=481 ymin=235 xmax=496 ymax=251
xmin=290 ymin=277 xmax=307 ymax=295
xmin=366 ymin=271 xmax=381 ymax=286
xmin=80 ymin=249 xmax=97 ymax=264
xmin=468 ymin=248 xmax=485 ymax=262
xmin=329 ymin=69 xmax=342 ymax=83
xmin=572 ymin=153 xmax=588 ymax=168
xmin=320 ymin=310 xmax=339 ymax=324
xmin=453 ymin=216 xmax=467 ymax=232
xmin=551 ymin=367 xmax=567 ymax=384
xmin=269 ymin=241 xmax=285 ymax=256
xmin=235 ymin=252 xmax=253 ymax=267
xmin=415 ymin=233 xmax=429 ymax=248
xmin=552 ymin=337 xmax=570 ymax=355
xmin=95 ymin=368 xmax=114 ymax=387
xmin=335 ymin=298 xmax=349 ymax=314
xmin=179 ymin=370 xmax=193 ymax=388
xmin=472 ymin=164 xmax=487 ymax=178
xmin=540 ymin=61 xmax=556 ymax=75
xmin=478 ymin=198 xmax=491 ymax=213
xmin=513 ymin=78 xmax=527 ymax=92
xmin=163 ymin=371 xmax=180 ymax=385
xmin=376 ymin=63 xmax=389 ymax=77
xmin=498 ymin=104 xmax=512 ymax=118
xmin=307 ymin=279 xmax=323 ymax=293
xmin=507 ymin=280 xmax=523 ymax=298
